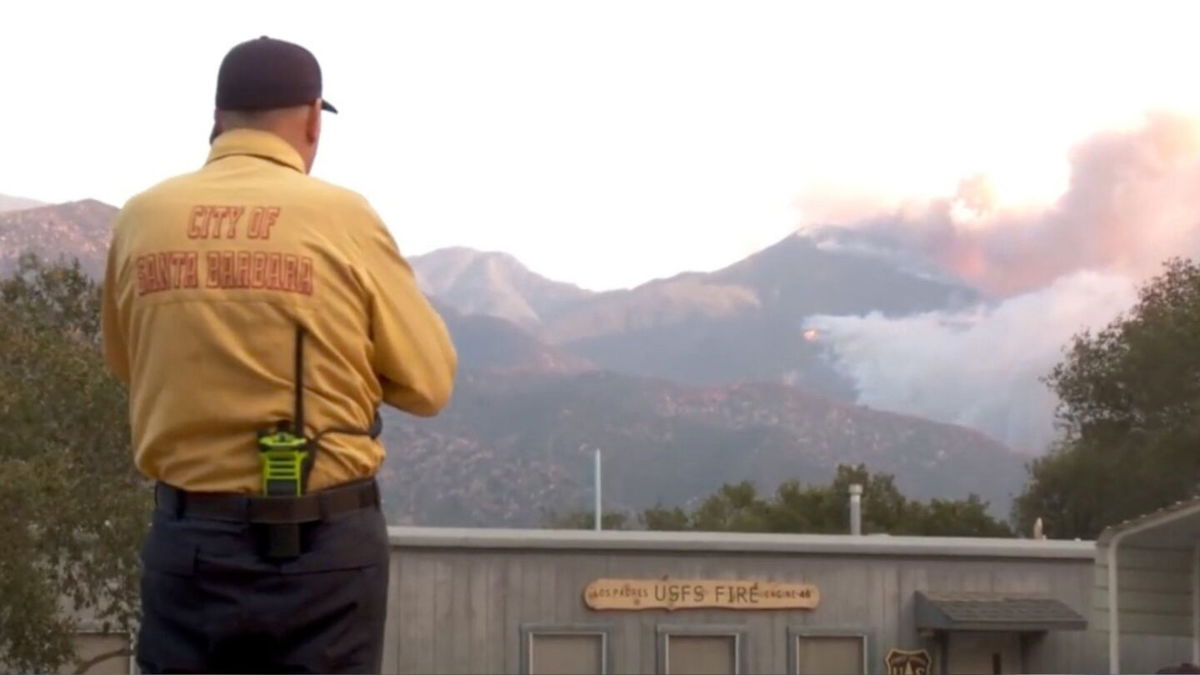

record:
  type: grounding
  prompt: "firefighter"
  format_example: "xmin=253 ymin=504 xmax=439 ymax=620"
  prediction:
xmin=101 ymin=36 xmax=457 ymax=673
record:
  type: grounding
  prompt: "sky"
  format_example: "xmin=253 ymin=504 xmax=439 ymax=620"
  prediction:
xmin=7 ymin=1 xmax=1200 ymax=291
xmin=9 ymin=1 xmax=1200 ymax=453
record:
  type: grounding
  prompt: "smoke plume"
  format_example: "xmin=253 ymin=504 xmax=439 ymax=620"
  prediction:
xmin=806 ymin=113 xmax=1200 ymax=452
xmin=809 ymin=272 xmax=1137 ymax=453
xmin=835 ymin=113 xmax=1200 ymax=297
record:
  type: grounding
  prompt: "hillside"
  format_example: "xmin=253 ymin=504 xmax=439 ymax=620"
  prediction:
xmin=434 ymin=301 xmax=594 ymax=374
xmin=411 ymin=247 xmax=594 ymax=329
xmin=0 ymin=193 xmax=44 ymax=213
xmin=377 ymin=369 xmax=1026 ymax=527
xmin=0 ymin=198 xmax=1028 ymax=531
xmin=0 ymin=199 xmax=116 ymax=277
xmin=0 ymin=203 xmax=975 ymax=402
xmin=409 ymin=235 xmax=980 ymax=399
xmin=538 ymin=233 xmax=979 ymax=396
xmin=547 ymin=232 xmax=976 ymax=343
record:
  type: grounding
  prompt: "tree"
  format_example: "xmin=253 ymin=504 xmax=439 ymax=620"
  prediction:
xmin=546 ymin=464 xmax=1012 ymax=537
xmin=759 ymin=464 xmax=1010 ymax=537
xmin=543 ymin=509 xmax=631 ymax=530
xmin=1015 ymin=257 xmax=1200 ymax=539
xmin=687 ymin=481 xmax=772 ymax=532
xmin=0 ymin=255 xmax=151 ymax=673
xmin=640 ymin=504 xmax=690 ymax=531
xmin=917 ymin=496 xmax=1014 ymax=538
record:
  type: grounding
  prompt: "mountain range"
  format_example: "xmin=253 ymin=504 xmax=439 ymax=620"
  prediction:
xmin=377 ymin=369 xmax=1023 ymax=526
xmin=2 ymin=194 xmax=1030 ymax=525
xmin=415 ymin=247 xmax=593 ymax=330
xmin=0 ymin=198 xmax=116 ymax=278
xmin=0 ymin=194 xmax=43 ymax=213
xmin=413 ymin=233 xmax=981 ymax=400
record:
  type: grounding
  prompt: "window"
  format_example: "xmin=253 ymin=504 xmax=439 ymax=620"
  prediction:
xmin=789 ymin=629 xmax=868 ymax=675
xmin=657 ymin=625 xmax=746 ymax=675
xmin=520 ymin=624 xmax=611 ymax=675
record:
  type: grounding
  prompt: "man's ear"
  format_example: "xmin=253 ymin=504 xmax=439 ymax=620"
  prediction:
xmin=306 ymin=100 xmax=322 ymax=144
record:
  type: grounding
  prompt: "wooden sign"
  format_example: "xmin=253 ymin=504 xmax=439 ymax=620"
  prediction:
xmin=885 ymin=649 xmax=932 ymax=675
xmin=583 ymin=578 xmax=819 ymax=611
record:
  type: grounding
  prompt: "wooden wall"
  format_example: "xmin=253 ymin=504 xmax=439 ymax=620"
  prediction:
xmin=379 ymin=542 xmax=1095 ymax=674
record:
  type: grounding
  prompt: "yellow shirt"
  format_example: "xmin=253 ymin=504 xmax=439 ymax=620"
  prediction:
xmin=101 ymin=129 xmax=457 ymax=493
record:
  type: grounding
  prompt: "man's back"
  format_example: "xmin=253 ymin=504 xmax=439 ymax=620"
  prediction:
xmin=105 ymin=36 xmax=448 ymax=674
xmin=103 ymin=128 xmax=456 ymax=494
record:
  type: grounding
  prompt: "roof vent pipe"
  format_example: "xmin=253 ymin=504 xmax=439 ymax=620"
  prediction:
xmin=849 ymin=483 xmax=863 ymax=536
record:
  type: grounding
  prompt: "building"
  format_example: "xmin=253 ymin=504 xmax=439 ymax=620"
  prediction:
xmin=380 ymin=527 xmax=1095 ymax=674
xmin=1095 ymin=497 xmax=1200 ymax=674
xmin=54 ymin=496 xmax=1200 ymax=674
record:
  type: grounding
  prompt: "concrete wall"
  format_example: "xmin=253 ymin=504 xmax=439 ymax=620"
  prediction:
xmin=380 ymin=528 xmax=1096 ymax=674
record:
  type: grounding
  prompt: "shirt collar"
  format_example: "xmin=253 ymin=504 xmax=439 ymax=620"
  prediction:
xmin=206 ymin=129 xmax=307 ymax=173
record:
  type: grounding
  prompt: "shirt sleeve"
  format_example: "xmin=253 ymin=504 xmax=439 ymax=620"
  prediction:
xmin=100 ymin=225 xmax=131 ymax=385
xmin=354 ymin=207 xmax=457 ymax=417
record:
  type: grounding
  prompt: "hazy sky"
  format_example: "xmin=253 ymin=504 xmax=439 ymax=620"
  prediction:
xmin=5 ymin=1 xmax=1200 ymax=290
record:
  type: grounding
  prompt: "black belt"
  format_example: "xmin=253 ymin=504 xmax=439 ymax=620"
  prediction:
xmin=155 ymin=478 xmax=381 ymax=524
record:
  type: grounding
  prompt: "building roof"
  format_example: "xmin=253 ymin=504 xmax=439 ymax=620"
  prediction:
xmin=914 ymin=591 xmax=1087 ymax=632
xmin=1096 ymin=496 xmax=1200 ymax=549
xmin=387 ymin=526 xmax=1095 ymax=560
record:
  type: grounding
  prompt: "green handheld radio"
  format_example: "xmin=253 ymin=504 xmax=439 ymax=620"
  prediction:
xmin=258 ymin=327 xmax=313 ymax=498
xmin=253 ymin=324 xmax=384 ymax=559
xmin=257 ymin=429 xmax=310 ymax=496
xmin=254 ymin=327 xmax=313 ymax=558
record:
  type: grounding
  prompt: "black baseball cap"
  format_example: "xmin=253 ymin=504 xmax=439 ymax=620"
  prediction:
xmin=215 ymin=36 xmax=337 ymax=113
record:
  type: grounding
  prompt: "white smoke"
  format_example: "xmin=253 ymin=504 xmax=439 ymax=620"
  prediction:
xmin=809 ymin=113 xmax=1200 ymax=298
xmin=799 ymin=113 xmax=1200 ymax=452
xmin=808 ymin=271 xmax=1138 ymax=453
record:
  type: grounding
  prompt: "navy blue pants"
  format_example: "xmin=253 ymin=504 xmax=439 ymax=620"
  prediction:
xmin=135 ymin=488 xmax=390 ymax=674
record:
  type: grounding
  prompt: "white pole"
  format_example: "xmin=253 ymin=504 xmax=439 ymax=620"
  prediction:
xmin=1193 ymin=542 xmax=1199 ymax=664
xmin=1107 ymin=541 xmax=1120 ymax=674
xmin=594 ymin=448 xmax=602 ymax=531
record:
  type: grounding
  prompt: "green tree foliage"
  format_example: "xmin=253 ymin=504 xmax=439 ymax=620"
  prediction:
xmin=0 ymin=255 xmax=151 ymax=673
xmin=1015 ymin=257 xmax=1200 ymax=539
xmin=686 ymin=481 xmax=771 ymax=532
xmin=659 ymin=465 xmax=1011 ymax=536
xmin=640 ymin=504 xmax=690 ymax=531
xmin=546 ymin=464 xmax=1011 ymax=537
xmin=543 ymin=509 xmax=631 ymax=530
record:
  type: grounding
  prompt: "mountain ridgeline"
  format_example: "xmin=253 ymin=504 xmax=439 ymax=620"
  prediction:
xmin=5 ymin=194 xmax=1027 ymax=527
xmin=413 ymin=247 xmax=593 ymax=329
xmin=0 ymin=199 xmax=115 ymax=278
xmin=412 ymin=234 xmax=980 ymax=399
xmin=388 ymin=239 xmax=1018 ymax=525
xmin=0 ymin=193 xmax=45 ymax=213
